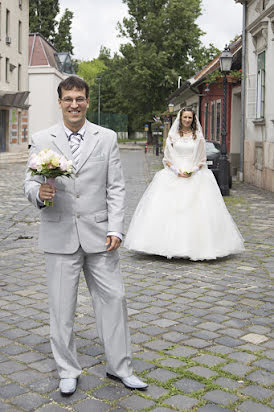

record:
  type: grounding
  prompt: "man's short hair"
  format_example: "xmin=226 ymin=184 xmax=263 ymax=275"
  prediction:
xmin=57 ymin=76 xmax=89 ymax=99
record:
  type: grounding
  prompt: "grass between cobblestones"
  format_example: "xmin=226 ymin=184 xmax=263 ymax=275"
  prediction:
xmin=0 ymin=157 xmax=273 ymax=411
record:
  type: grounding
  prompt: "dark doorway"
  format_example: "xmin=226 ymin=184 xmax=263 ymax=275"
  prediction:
xmin=0 ymin=110 xmax=7 ymax=152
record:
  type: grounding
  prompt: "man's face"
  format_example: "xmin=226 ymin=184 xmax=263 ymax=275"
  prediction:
xmin=58 ymin=87 xmax=89 ymax=131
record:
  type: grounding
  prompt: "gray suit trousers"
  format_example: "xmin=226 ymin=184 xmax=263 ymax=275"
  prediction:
xmin=45 ymin=247 xmax=133 ymax=379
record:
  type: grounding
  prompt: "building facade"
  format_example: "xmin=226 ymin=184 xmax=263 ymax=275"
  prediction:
xmin=28 ymin=33 xmax=74 ymax=138
xmin=0 ymin=0 xmax=29 ymax=153
xmin=168 ymin=39 xmax=242 ymax=177
xmin=236 ymin=0 xmax=274 ymax=191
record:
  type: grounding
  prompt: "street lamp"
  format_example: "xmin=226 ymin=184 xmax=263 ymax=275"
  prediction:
xmin=97 ymin=77 xmax=101 ymax=126
xmin=219 ymin=45 xmax=233 ymax=196
xmin=168 ymin=103 xmax=174 ymax=128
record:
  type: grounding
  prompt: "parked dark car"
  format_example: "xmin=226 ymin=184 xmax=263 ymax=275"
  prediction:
xmin=205 ymin=140 xmax=232 ymax=188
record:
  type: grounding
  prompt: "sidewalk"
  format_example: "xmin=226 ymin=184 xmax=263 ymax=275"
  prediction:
xmin=0 ymin=151 xmax=273 ymax=412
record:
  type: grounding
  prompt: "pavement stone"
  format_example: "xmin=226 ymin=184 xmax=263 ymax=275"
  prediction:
xmin=0 ymin=152 xmax=274 ymax=411
xmin=164 ymin=394 xmax=199 ymax=409
xmin=237 ymin=400 xmax=273 ymax=412
xmin=202 ymin=389 xmax=238 ymax=406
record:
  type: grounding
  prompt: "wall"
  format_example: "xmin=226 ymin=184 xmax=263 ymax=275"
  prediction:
xmin=244 ymin=0 xmax=274 ymax=191
xmin=0 ymin=0 xmax=29 ymax=152
xmin=0 ymin=0 xmax=28 ymax=93
xmin=28 ymin=66 xmax=66 ymax=137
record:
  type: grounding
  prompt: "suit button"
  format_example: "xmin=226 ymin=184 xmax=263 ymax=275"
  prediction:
xmin=76 ymin=194 xmax=80 ymax=198
xmin=77 ymin=214 xmax=80 ymax=218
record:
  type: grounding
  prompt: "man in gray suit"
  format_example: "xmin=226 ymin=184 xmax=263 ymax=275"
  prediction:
xmin=24 ymin=76 xmax=147 ymax=395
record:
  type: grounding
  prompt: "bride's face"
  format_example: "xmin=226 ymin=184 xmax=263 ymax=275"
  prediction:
xmin=181 ymin=111 xmax=193 ymax=129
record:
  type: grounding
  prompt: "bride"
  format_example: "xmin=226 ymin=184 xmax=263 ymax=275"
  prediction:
xmin=124 ymin=107 xmax=245 ymax=260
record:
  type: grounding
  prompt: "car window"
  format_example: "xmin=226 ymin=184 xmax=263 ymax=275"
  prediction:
xmin=206 ymin=142 xmax=220 ymax=154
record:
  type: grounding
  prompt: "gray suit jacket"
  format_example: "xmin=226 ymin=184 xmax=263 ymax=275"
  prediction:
xmin=24 ymin=121 xmax=125 ymax=254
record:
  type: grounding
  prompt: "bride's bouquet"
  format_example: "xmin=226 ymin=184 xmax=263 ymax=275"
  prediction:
xmin=29 ymin=149 xmax=73 ymax=206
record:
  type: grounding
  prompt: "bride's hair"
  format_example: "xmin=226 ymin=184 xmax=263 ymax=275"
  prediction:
xmin=178 ymin=107 xmax=197 ymax=140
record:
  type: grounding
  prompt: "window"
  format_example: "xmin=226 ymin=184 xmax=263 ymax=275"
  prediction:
xmin=211 ymin=101 xmax=215 ymax=140
xmin=6 ymin=9 xmax=9 ymax=36
xmin=5 ymin=57 xmax=9 ymax=82
xmin=0 ymin=3 xmax=2 ymax=41
xmin=216 ymin=101 xmax=221 ymax=142
xmin=204 ymin=103 xmax=209 ymax=139
xmin=256 ymin=51 xmax=265 ymax=119
xmin=18 ymin=64 xmax=21 ymax=90
xmin=18 ymin=20 xmax=22 ymax=52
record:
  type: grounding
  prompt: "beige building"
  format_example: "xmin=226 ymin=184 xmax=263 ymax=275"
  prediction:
xmin=236 ymin=0 xmax=274 ymax=191
xmin=0 ymin=0 xmax=29 ymax=153
xmin=28 ymin=33 xmax=74 ymax=137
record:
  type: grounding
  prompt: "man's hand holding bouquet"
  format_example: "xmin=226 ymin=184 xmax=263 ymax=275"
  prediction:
xmin=29 ymin=149 xmax=73 ymax=206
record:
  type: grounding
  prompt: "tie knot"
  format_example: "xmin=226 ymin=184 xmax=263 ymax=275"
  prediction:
xmin=69 ymin=132 xmax=82 ymax=141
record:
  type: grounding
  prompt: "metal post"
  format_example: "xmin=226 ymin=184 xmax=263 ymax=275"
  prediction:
xmin=97 ymin=77 xmax=101 ymax=126
xmin=219 ymin=74 xmax=230 ymax=196
xmin=239 ymin=0 xmax=247 ymax=182
xmin=155 ymin=135 xmax=159 ymax=156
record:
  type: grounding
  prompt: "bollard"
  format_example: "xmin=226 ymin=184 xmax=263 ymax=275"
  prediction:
xmin=145 ymin=143 xmax=148 ymax=154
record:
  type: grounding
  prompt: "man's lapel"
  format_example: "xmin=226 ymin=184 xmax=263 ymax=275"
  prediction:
xmin=50 ymin=123 xmax=74 ymax=164
xmin=76 ymin=121 xmax=100 ymax=172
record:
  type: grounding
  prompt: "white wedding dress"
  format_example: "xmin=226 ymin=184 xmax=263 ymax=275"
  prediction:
xmin=124 ymin=134 xmax=245 ymax=261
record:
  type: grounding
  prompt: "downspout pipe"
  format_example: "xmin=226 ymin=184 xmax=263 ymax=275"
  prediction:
xmin=239 ymin=0 xmax=247 ymax=182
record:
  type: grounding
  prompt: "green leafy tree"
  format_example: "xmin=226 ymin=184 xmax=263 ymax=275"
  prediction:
xmin=54 ymin=9 xmax=74 ymax=54
xmin=80 ymin=0 xmax=221 ymax=131
xmin=29 ymin=0 xmax=59 ymax=42
xmin=30 ymin=1 xmax=74 ymax=54
xmin=110 ymin=0 xmax=209 ymax=129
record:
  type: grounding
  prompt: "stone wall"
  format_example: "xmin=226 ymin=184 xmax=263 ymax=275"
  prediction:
xmin=244 ymin=140 xmax=274 ymax=192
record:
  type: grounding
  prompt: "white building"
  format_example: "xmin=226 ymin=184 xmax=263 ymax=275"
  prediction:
xmin=28 ymin=33 xmax=74 ymax=137
xmin=236 ymin=0 xmax=274 ymax=191
xmin=0 ymin=0 xmax=29 ymax=153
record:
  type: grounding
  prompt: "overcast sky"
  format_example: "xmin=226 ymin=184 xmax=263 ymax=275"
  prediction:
xmin=59 ymin=0 xmax=243 ymax=61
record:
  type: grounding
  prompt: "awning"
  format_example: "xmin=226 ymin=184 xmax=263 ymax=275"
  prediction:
xmin=0 ymin=91 xmax=30 ymax=109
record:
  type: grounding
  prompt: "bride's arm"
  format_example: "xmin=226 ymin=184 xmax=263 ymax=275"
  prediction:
xmin=163 ymin=138 xmax=179 ymax=176
xmin=192 ymin=138 xmax=207 ymax=173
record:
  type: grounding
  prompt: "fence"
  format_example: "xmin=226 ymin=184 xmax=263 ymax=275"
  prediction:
xmin=87 ymin=111 xmax=128 ymax=133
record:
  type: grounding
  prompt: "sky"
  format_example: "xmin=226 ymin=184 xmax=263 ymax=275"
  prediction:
xmin=59 ymin=0 xmax=243 ymax=61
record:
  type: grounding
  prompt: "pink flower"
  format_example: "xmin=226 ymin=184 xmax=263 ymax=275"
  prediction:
xmin=29 ymin=155 xmax=38 ymax=169
xmin=59 ymin=156 xmax=68 ymax=171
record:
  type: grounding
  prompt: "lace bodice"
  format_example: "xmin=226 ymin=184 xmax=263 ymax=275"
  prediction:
xmin=171 ymin=137 xmax=197 ymax=170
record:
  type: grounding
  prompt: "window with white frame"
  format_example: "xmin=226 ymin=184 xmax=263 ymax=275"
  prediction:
xmin=216 ymin=101 xmax=221 ymax=142
xmin=18 ymin=64 xmax=21 ymax=90
xmin=18 ymin=20 xmax=22 ymax=52
xmin=256 ymin=51 xmax=265 ymax=119
xmin=0 ymin=3 xmax=2 ymax=41
xmin=5 ymin=57 xmax=9 ymax=82
xmin=6 ymin=9 xmax=9 ymax=37
xmin=204 ymin=103 xmax=209 ymax=139
xmin=211 ymin=101 xmax=215 ymax=140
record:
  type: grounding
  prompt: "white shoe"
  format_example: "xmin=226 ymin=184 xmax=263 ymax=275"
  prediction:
xmin=59 ymin=378 xmax=77 ymax=395
xmin=107 ymin=373 xmax=148 ymax=390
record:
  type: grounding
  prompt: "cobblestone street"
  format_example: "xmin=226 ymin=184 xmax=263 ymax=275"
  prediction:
xmin=0 ymin=150 xmax=273 ymax=412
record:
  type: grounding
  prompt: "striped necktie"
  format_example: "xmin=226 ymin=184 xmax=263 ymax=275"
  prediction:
xmin=69 ymin=132 xmax=82 ymax=165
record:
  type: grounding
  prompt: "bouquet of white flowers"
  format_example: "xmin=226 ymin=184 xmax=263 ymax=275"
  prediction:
xmin=29 ymin=149 xmax=73 ymax=206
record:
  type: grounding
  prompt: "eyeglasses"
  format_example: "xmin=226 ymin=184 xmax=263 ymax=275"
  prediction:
xmin=60 ymin=97 xmax=87 ymax=105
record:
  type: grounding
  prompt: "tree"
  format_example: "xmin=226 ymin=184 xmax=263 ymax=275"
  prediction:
xmin=79 ymin=0 xmax=221 ymax=131
xmin=54 ymin=9 xmax=74 ymax=54
xmin=29 ymin=0 xmax=59 ymax=42
xmin=30 ymin=1 xmax=74 ymax=54
xmin=112 ymin=0 xmax=209 ymax=129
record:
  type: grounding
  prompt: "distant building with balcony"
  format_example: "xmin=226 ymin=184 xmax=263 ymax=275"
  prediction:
xmin=28 ymin=33 xmax=74 ymax=137
xmin=235 ymin=0 xmax=274 ymax=191
xmin=0 ymin=0 xmax=29 ymax=153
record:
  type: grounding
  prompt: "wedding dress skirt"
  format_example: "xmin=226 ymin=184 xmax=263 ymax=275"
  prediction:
xmin=124 ymin=138 xmax=245 ymax=260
